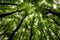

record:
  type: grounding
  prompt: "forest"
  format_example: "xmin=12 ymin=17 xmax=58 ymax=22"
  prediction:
xmin=0 ymin=0 xmax=60 ymax=40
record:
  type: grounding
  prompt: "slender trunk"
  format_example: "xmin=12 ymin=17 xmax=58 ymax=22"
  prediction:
xmin=30 ymin=17 xmax=35 ymax=40
xmin=8 ymin=14 xmax=27 ymax=40
xmin=30 ymin=26 xmax=32 ymax=40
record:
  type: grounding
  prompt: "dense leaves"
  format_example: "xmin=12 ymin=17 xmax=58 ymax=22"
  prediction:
xmin=0 ymin=0 xmax=60 ymax=40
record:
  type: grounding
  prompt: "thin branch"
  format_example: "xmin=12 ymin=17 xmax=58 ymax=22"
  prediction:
xmin=30 ymin=17 xmax=35 ymax=40
xmin=47 ymin=9 xmax=60 ymax=17
xmin=0 ymin=9 xmax=24 ymax=18
xmin=30 ymin=25 xmax=32 ymax=40
xmin=51 ymin=28 xmax=60 ymax=40
xmin=51 ymin=18 xmax=60 ymax=26
xmin=0 ymin=3 xmax=18 ymax=6
xmin=8 ymin=13 xmax=27 ymax=40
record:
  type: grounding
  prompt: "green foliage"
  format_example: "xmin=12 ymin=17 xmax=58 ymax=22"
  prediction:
xmin=0 ymin=0 xmax=60 ymax=40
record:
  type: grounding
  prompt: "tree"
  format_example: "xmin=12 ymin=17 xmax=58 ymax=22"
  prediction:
xmin=0 ymin=0 xmax=60 ymax=40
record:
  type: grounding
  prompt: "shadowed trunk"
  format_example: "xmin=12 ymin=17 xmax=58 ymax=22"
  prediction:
xmin=30 ymin=17 xmax=35 ymax=40
xmin=8 ymin=13 xmax=27 ymax=40
xmin=30 ymin=25 xmax=32 ymax=40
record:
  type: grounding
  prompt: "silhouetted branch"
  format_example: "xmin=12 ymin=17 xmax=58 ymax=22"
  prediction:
xmin=30 ymin=25 xmax=32 ymax=40
xmin=8 ymin=13 xmax=27 ymax=40
xmin=47 ymin=9 xmax=60 ymax=17
xmin=51 ymin=18 xmax=60 ymax=26
xmin=0 ymin=3 xmax=17 ymax=6
xmin=30 ymin=17 xmax=35 ymax=40
xmin=0 ymin=9 xmax=24 ymax=18
xmin=51 ymin=28 xmax=60 ymax=40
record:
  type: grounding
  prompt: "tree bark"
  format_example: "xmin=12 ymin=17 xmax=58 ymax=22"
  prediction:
xmin=8 ymin=14 xmax=27 ymax=40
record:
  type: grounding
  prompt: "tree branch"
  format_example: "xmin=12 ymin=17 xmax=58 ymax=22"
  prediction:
xmin=8 ymin=13 xmax=27 ymax=40
xmin=30 ymin=25 xmax=32 ymax=40
xmin=51 ymin=18 xmax=60 ymax=26
xmin=47 ymin=9 xmax=60 ymax=17
xmin=51 ymin=28 xmax=60 ymax=40
xmin=0 ymin=9 xmax=24 ymax=18
xmin=0 ymin=3 xmax=17 ymax=6
xmin=30 ymin=17 xmax=35 ymax=40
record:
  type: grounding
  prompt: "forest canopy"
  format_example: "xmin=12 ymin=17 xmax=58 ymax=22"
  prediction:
xmin=0 ymin=0 xmax=60 ymax=40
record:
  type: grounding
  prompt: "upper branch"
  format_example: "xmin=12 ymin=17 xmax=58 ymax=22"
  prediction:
xmin=47 ymin=9 xmax=60 ymax=17
xmin=51 ymin=18 xmax=60 ymax=26
xmin=0 ymin=3 xmax=18 ymax=6
xmin=8 ymin=12 xmax=27 ymax=40
xmin=0 ymin=9 xmax=24 ymax=18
